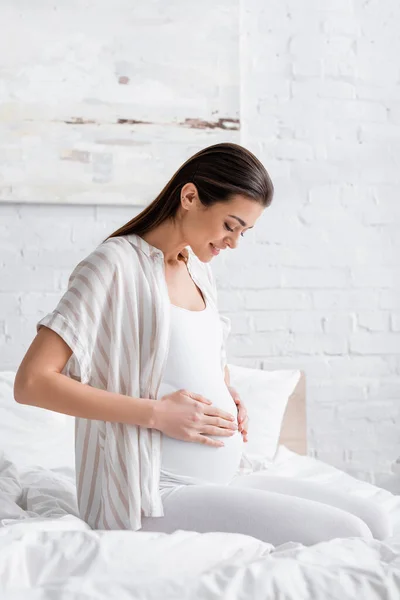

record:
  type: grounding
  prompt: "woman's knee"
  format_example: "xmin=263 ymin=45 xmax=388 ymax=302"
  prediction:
xmin=332 ymin=510 xmax=373 ymax=541
xmin=355 ymin=502 xmax=392 ymax=540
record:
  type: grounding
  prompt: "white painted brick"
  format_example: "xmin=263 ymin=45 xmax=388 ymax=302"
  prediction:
xmin=262 ymin=159 xmax=291 ymax=180
xmin=289 ymin=312 xmax=323 ymax=333
xmin=391 ymin=314 xmax=400 ymax=332
xmin=228 ymin=266 xmax=282 ymax=289
xmin=0 ymin=265 xmax=56 ymax=292
xmin=254 ymin=215 xmax=307 ymax=244
xmin=317 ymin=0 xmax=353 ymax=12
xmin=313 ymin=290 xmax=380 ymax=310
xmin=228 ymin=314 xmax=251 ymax=335
xmin=292 ymin=57 xmax=323 ymax=78
xmin=323 ymin=99 xmax=388 ymax=123
xmin=367 ymin=380 xmax=400 ymax=402
xmin=217 ymin=290 xmax=245 ymax=312
xmin=389 ymin=105 xmax=400 ymax=125
xmin=321 ymin=14 xmax=361 ymax=36
xmin=292 ymin=333 xmax=348 ymax=356
xmin=357 ymin=312 xmax=390 ymax=332
xmin=0 ymin=246 xmax=23 ymax=267
xmin=325 ymin=356 xmax=396 ymax=378
xmin=20 ymin=292 xmax=62 ymax=317
xmin=296 ymin=120 xmax=360 ymax=145
xmin=355 ymin=54 xmax=400 ymax=88
xmin=288 ymin=34 xmax=323 ymax=58
xmin=0 ymin=293 xmax=21 ymax=316
xmin=381 ymin=291 xmax=400 ymax=310
xmin=356 ymin=83 xmax=400 ymax=103
xmin=350 ymin=333 xmax=400 ymax=355
xmin=308 ymin=380 xmax=368 ymax=404
xmin=230 ymin=332 xmax=293 ymax=357
xmin=20 ymin=243 xmax=87 ymax=267
xmin=268 ymin=140 xmax=314 ymax=162
xmin=337 ymin=400 xmax=400 ymax=422
xmin=262 ymin=356 xmax=332 ymax=379
xmin=253 ymin=312 xmax=289 ymax=332
xmin=322 ymin=313 xmax=356 ymax=334
xmin=343 ymin=448 xmax=389 ymax=465
xmin=0 ymin=337 xmax=27 ymax=370
xmin=281 ymin=267 xmax=349 ymax=288
xmin=277 ymin=244 xmax=347 ymax=268
xmin=389 ymin=356 xmax=400 ymax=376
xmin=351 ymin=266 xmax=395 ymax=288
xmin=244 ymin=290 xmax=313 ymax=310
xmin=359 ymin=123 xmax=400 ymax=144
xmin=322 ymin=55 xmax=358 ymax=80
xmin=292 ymin=79 xmax=356 ymax=100
xmin=4 ymin=316 xmax=38 ymax=343
xmin=307 ymin=404 xmax=338 ymax=428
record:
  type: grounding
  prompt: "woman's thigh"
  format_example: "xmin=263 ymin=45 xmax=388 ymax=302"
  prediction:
xmin=229 ymin=472 xmax=392 ymax=540
xmin=140 ymin=483 xmax=372 ymax=546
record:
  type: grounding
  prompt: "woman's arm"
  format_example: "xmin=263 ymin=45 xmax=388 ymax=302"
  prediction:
xmin=224 ymin=365 xmax=249 ymax=441
xmin=14 ymin=327 xmax=157 ymax=428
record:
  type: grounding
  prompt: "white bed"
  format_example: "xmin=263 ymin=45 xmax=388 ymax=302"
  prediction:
xmin=1 ymin=370 xmax=400 ymax=599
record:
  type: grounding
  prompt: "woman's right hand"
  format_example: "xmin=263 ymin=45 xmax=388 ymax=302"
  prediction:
xmin=152 ymin=389 xmax=238 ymax=447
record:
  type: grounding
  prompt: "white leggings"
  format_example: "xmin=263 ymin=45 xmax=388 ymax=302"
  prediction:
xmin=140 ymin=472 xmax=392 ymax=546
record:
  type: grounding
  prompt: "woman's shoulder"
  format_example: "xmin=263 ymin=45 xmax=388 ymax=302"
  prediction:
xmin=88 ymin=236 xmax=142 ymax=267
xmin=68 ymin=237 xmax=143 ymax=287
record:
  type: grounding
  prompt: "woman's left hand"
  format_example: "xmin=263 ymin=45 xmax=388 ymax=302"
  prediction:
xmin=227 ymin=385 xmax=249 ymax=443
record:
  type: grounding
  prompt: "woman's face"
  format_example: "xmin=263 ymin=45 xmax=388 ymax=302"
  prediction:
xmin=181 ymin=185 xmax=264 ymax=262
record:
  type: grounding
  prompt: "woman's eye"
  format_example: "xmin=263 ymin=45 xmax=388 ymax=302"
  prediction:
xmin=224 ymin=223 xmax=245 ymax=237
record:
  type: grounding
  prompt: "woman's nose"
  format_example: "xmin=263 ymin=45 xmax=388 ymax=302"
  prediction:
xmin=225 ymin=232 xmax=240 ymax=249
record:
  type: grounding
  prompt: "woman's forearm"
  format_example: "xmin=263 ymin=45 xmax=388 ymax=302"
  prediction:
xmin=14 ymin=371 xmax=157 ymax=428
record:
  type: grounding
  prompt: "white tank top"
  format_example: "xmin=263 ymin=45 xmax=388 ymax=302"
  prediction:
xmin=158 ymin=296 xmax=243 ymax=494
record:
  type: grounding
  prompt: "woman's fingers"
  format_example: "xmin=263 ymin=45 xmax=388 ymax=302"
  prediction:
xmin=206 ymin=416 xmax=237 ymax=430
xmin=192 ymin=435 xmax=225 ymax=448
xmin=204 ymin=406 xmax=236 ymax=423
xmin=187 ymin=390 xmax=212 ymax=404
xmin=201 ymin=426 xmax=237 ymax=436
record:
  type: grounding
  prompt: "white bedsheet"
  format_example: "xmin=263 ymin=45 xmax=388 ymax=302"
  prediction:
xmin=1 ymin=449 xmax=400 ymax=599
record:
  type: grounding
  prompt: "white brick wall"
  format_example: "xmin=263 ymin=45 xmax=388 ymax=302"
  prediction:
xmin=0 ymin=204 xmax=138 ymax=368
xmin=1 ymin=0 xmax=400 ymax=485
xmin=236 ymin=0 xmax=400 ymax=485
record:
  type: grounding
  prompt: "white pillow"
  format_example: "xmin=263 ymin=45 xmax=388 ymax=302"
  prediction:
xmin=0 ymin=371 xmax=75 ymax=473
xmin=227 ymin=364 xmax=301 ymax=466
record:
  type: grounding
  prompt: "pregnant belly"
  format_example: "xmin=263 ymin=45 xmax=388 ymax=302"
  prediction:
xmin=158 ymin=382 xmax=244 ymax=486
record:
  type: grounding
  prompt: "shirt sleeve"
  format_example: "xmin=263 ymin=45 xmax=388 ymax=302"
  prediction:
xmin=36 ymin=241 xmax=120 ymax=385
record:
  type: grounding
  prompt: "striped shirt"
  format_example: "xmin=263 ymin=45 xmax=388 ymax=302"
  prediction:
xmin=37 ymin=233 xmax=232 ymax=531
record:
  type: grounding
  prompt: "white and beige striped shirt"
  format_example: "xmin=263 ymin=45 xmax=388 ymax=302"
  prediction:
xmin=37 ymin=233 xmax=231 ymax=531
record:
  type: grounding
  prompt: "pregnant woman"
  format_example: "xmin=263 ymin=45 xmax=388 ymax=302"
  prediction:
xmin=14 ymin=142 xmax=390 ymax=545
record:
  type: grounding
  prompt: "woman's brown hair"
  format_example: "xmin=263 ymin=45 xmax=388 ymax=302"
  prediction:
xmin=106 ymin=142 xmax=274 ymax=240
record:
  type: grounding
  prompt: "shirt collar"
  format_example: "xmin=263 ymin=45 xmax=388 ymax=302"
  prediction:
xmin=124 ymin=233 xmax=192 ymax=262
